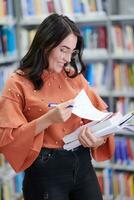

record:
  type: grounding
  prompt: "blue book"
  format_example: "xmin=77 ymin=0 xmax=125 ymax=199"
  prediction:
xmin=26 ymin=0 xmax=35 ymax=16
xmin=120 ymin=137 xmax=129 ymax=165
xmin=108 ymin=168 xmax=113 ymax=195
xmin=15 ymin=173 xmax=24 ymax=193
xmin=0 ymin=68 xmax=4 ymax=93
xmin=5 ymin=26 xmax=16 ymax=54
xmin=85 ymin=64 xmax=94 ymax=86
xmin=84 ymin=26 xmax=93 ymax=49
xmin=72 ymin=0 xmax=82 ymax=13
xmin=114 ymin=137 xmax=122 ymax=164
xmin=7 ymin=0 xmax=14 ymax=17
xmin=0 ymin=27 xmax=2 ymax=55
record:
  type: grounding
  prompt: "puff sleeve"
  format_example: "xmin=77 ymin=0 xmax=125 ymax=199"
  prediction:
xmin=0 ymin=76 xmax=44 ymax=172
xmin=80 ymin=74 xmax=115 ymax=161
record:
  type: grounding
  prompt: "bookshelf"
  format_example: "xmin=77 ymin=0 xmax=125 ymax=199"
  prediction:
xmin=0 ymin=0 xmax=23 ymax=199
xmin=0 ymin=0 xmax=134 ymax=199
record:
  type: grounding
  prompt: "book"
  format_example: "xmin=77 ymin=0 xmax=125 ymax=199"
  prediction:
xmin=63 ymin=111 xmax=134 ymax=150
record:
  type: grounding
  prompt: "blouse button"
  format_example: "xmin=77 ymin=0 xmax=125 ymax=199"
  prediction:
xmin=60 ymin=98 xmax=64 ymax=102
xmin=34 ymin=90 xmax=37 ymax=93
xmin=16 ymin=93 xmax=20 ymax=97
xmin=48 ymin=82 xmax=51 ymax=86
xmin=55 ymin=141 xmax=58 ymax=144
xmin=39 ymin=109 xmax=42 ymax=112
xmin=59 ymin=85 xmax=62 ymax=89
xmin=27 ymin=107 xmax=31 ymax=111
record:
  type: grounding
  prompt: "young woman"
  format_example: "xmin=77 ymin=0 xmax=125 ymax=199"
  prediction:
xmin=0 ymin=13 xmax=114 ymax=200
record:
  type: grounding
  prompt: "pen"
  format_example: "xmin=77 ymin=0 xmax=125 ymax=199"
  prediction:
xmin=48 ymin=103 xmax=74 ymax=108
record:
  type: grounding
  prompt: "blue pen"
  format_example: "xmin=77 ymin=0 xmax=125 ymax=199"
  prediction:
xmin=48 ymin=103 xmax=74 ymax=108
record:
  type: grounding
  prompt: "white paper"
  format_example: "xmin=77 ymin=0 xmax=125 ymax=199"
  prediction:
xmin=63 ymin=140 xmax=81 ymax=151
xmin=63 ymin=112 xmax=122 ymax=144
xmin=72 ymin=89 xmax=110 ymax=121
xmin=63 ymin=111 xmax=134 ymax=150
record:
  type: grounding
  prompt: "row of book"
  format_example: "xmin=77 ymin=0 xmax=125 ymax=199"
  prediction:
xmin=19 ymin=28 xmax=36 ymax=58
xmin=80 ymin=26 xmax=107 ymax=49
xmin=85 ymin=63 xmax=134 ymax=93
xmin=0 ymin=26 xmax=17 ymax=57
xmin=20 ymin=0 xmax=106 ymax=18
xmin=0 ymin=0 xmax=14 ymax=18
xmin=113 ymin=63 xmax=134 ymax=92
xmin=18 ymin=24 xmax=134 ymax=60
xmin=0 ymin=64 xmax=17 ymax=94
xmin=114 ymin=136 xmax=134 ymax=166
xmin=112 ymin=24 xmax=134 ymax=55
xmin=81 ymin=24 xmax=134 ymax=54
xmin=85 ymin=62 xmax=110 ymax=91
xmin=20 ymin=26 xmax=107 ymax=56
xmin=96 ymin=169 xmax=134 ymax=198
xmin=114 ymin=97 xmax=134 ymax=115
xmin=0 ymin=172 xmax=24 ymax=200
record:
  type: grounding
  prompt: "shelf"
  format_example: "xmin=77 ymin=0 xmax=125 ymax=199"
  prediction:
xmin=0 ymin=17 xmax=16 ymax=25
xmin=110 ymin=15 xmax=134 ymax=22
xmin=111 ymin=90 xmax=134 ymax=97
xmin=83 ymin=49 xmax=109 ymax=62
xmin=111 ymin=52 xmax=134 ymax=60
xmin=93 ymin=161 xmax=134 ymax=172
xmin=19 ymin=15 xmax=49 ymax=26
xmin=113 ymin=164 xmax=134 ymax=171
xmin=74 ymin=12 xmax=107 ymax=23
xmin=0 ymin=53 xmax=18 ymax=64
xmin=19 ymin=12 xmax=107 ymax=26
xmin=116 ymin=130 xmax=134 ymax=136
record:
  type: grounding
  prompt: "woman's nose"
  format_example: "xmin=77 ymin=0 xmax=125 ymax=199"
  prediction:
xmin=64 ymin=53 xmax=71 ymax=63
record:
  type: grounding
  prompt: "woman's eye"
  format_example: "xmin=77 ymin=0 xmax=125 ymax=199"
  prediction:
xmin=60 ymin=48 xmax=67 ymax=53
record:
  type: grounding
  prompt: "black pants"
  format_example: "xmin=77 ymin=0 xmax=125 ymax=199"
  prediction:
xmin=23 ymin=146 xmax=103 ymax=200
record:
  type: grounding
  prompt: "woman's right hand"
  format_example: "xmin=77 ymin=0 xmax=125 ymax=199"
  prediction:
xmin=47 ymin=99 xmax=74 ymax=124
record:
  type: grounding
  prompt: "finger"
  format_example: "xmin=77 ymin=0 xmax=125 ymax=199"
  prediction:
xmin=79 ymin=134 xmax=93 ymax=147
xmin=79 ymin=137 xmax=88 ymax=147
xmin=86 ymin=128 xmax=97 ymax=144
xmin=59 ymin=109 xmax=72 ymax=121
xmin=81 ymin=127 xmax=99 ymax=147
xmin=79 ymin=128 xmax=91 ymax=147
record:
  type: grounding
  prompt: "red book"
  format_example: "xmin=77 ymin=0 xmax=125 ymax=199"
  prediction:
xmin=98 ymin=26 xmax=107 ymax=48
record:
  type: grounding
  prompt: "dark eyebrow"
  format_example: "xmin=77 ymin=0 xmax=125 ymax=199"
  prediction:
xmin=61 ymin=45 xmax=71 ymax=50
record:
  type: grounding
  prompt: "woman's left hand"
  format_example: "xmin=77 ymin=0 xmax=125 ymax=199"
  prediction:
xmin=78 ymin=127 xmax=106 ymax=149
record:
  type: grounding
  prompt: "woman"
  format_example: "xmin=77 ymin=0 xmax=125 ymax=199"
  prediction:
xmin=0 ymin=13 xmax=114 ymax=200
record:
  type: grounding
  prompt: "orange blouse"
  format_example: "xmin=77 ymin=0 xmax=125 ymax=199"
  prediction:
xmin=0 ymin=70 xmax=115 ymax=172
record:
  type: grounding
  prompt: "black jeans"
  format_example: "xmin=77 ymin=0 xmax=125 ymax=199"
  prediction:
xmin=23 ymin=146 xmax=103 ymax=200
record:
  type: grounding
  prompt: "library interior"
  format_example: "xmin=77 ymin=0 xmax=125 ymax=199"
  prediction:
xmin=0 ymin=0 xmax=134 ymax=200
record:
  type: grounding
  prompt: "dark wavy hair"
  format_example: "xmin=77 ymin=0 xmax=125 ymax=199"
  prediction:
xmin=17 ymin=13 xmax=85 ymax=90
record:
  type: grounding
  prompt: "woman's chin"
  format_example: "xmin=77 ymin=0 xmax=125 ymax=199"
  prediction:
xmin=55 ymin=67 xmax=63 ymax=73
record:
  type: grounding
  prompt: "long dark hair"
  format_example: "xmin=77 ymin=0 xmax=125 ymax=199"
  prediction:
xmin=17 ymin=13 xmax=85 ymax=90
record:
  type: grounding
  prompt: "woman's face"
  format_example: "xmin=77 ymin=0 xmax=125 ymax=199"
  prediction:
xmin=48 ymin=33 xmax=78 ymax=73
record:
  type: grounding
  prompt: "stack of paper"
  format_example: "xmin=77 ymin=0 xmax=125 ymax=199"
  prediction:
xmin=63 ymin=112 xmax=134 ymax=150
xmin=62 ymin=90 xmax=134 ymax=150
